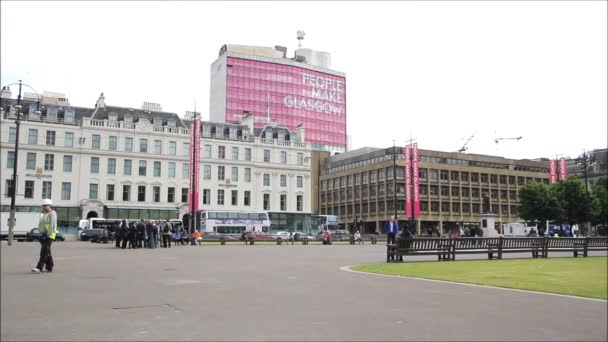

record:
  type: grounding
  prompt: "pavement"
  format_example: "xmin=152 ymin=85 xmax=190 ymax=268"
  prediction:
xmin=1 ymin=241 xmax=606 ymax=341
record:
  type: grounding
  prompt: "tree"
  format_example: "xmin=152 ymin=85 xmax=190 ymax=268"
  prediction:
xmin=591 ymin=176 xmax=608 ymax=225
xmin=518 ymin=181 xmax=563 ymax=231
xmin=554 ymin=176 xmax=592 ymax=226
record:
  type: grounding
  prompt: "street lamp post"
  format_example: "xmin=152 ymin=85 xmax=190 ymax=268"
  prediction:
xmin=392 ymin=142 xmax=398 ymax=223
xmin=189 ymin=110 xmax=200 ymax=235
xmin=3 ymin=80 xmax=41 ymax=245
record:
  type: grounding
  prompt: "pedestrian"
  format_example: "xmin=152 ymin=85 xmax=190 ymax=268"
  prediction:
xmin=130 ymin=221 xmax=140 ymax=249
xmin=162 ymin=221 xmax=172 ymax=248
xmin=115 ymin=220 xmax=126 ymax=248
xmin=145 ymin=220 xmax=155 ymax=248
xmin=384 ymin=216 xmax=399 ymax=245
xmin=31 ymin=199 xmax=58 ymax=273
xmin=137 ymin=220 xmax=146 ymax=248
xmin=354 ymin=230 xmax=363 ymax=244
xmin=192 ymin=229 xmax=202 ymax=245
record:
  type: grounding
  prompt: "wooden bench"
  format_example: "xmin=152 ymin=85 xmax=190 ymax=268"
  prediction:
xmin=390 ymin=238 xmax=454 ymax=262
xmin=498 ymin=237 xmax=545 ymax=259
xmin=587 ymin=237 xmax=608 ymax=254
xmin=545 ymin=237 xmax=590 ymax=257
xmin=450 ymin=238 xmax=501 ymax=260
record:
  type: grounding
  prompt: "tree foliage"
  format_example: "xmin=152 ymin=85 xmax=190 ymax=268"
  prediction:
xmin=554 ymin=176 xmax=592 ymax=225
xmin=591 ymin=176 xmax=608 ymax=224
xmin=518 ymin=181 xmax=563 ymax=229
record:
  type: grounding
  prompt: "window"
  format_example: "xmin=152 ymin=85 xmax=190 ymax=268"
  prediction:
xmin=231 ymin=167 xmax=238 ymax=182
xmin=106 ymin=184 xmax=115 ymax=201
xmin=232 ymin=147 xmax=239 ymax=160
xmin=218 ymin=146 xmax=225 ymax=159
xmin=153 ymin=186 xmax=160 ymax=202
xmin=125 ymin=137 xmax=133 ymax=152
xmin=124 ymin=160 xmax=132 ymax=176
xmin=139 ymin=160 xmax=147 ymax=176
xmin=280 ymin=151 xmax=287 ymax=164
xmin=203 ymin=165 xmax=211 ymax=180
xmin=109 ymin=136 xmax=117 ymax=151
xmin=297 ymin=153 xmax=304 ymax=166
xmin=280 ymin=194 xmax=287 ymax=211
xmin=263 ymin=174 xmax=270 ymax=186
xmin=263 ymin=194 xmax=270 ymax=210
xmin=138 ymin=186 xmax=146 ymax=202
xmin=217 ymin=189 xmax=225 ymax=205
xmin=64 ymin=132 xmax=74 ymax=147
xmin=140 ymin=139 xmax=148 ymax=153
xmin=47 ymin=107 xmax=58 ymax=122
xmin=46 ymin=131 xmax=56 ymax=145
xmin=245 ymin=148 xmax=252 ymax=161
xmin=153 ymin=161 xmax=161 ymax=177
xmin=104 ymin=158 xmax=115 ymax=175
xmin=280 ymin=175 xmax=287 ymax=187
xmin=6 ymin=151 xmax=15 ymax=168
xmin=183 ymin=143 xmax=190 ymax=156
xmin=245 ymin=168 xmax=251 ymax=182
xmin=92 ymin=134 xmax=100 ymax=149
xmin=244 ymin=191 xmax=251 ymax=206
xmin=89 ymin=184 xmax=98 ymax=199
xmin=218 ymin=166 xmax=225 ymax=180
xmin=168 ymin=162 xmax=176 ymax=178
xmin=181 ymin=188 xmax=188 ymax=202
xmin=204 ymin=145 xmax=212 ymax=158
xmin=182 ymin=163 xmax=189 ymax=178
xmin=28 ymin=129 xmax=38 ymax=144
xmin=297 ymin=176 xmax=303 ymax=188
xmin=5 ymin=179 xmax=14 ymax=197
xmin=25 ymin=180 xmax=35 ymax=199
xmin=61 ymin=182 xmax=72 ymax=201
xmin=63 ymin=155 xmax=73 ymax=172
xmin=168 ymin=141 xmax=176 ymax=155
xmin=44 ymin=154 xmax=54 ymax=171
xmin=264 ymin=149 xmax=270 ymax=162
xmin=231 ymin=190 xmax=238 ymax=205
xmin=154 ymin=140 xmax=162 ymax=154
xmin=297 ymin=195 xmax=303 ymax=211
xmin=26 ymin=153 xmax=36 ymax=170
xmin=64 ymin=109 xmax=75 ymax=123
xmin=90 ymin=157 xmax=99 ymax=173
xmin=203 ymin=189 xmax=211 ymax=205
xmin=42 ymin=181 xmax=52 ymax=199
xmin=123 ymin=185 xmax=131 ymax=201
xmin=8 ymin=127 xmax=16 ymax=143
xmin=168 ymin=187 xmax=175 ymax=203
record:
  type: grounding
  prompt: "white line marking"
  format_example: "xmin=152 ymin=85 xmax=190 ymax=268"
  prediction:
xmin=339 ymin=265 xmax=608 ymax=303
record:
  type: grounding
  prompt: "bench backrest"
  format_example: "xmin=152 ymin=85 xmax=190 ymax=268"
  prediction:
xmin=453 ymin=238 xmax=500 ymax=250
xmin=587 ymin=237 xmax=608 ymax=248
xmin=546 ymin=237 xmax=582 ymax=248
xmin=501 ymin=237 xmax=544 ymax=249
xmin=397 ymin=237 xmax=448 ymax=251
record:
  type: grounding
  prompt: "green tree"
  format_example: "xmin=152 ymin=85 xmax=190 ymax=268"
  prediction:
xmin=518 ymin=181 xmax=563 ymax=231
xmin=554 ymin=176 xmax=592 ymax=226
xmin=591 ymin=176 xmax=608 ymax=225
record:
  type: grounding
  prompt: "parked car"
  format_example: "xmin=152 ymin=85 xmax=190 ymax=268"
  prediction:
xmin=331 ymin=230 xmax=353 ymax=241
xmin=293 ymin=232 xmax=314 ymax=241
xmin=80 ymin=229 xmax=108 ymax=243
xmin=26 ymin=228 xmax=65 ymax=242
xmin=274 ymin=231 xmax=293 ymax=241
xmin=242 ymin=231 xmax=275 ymax=241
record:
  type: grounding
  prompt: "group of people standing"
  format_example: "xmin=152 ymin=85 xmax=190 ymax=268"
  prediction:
xmin=114 ymin=220 xmax=191 ymax=249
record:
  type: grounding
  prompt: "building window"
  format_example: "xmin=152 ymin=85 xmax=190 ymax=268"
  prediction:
xmin=6 ymin=151 xmax=15 ymax=169
xmin=125 ymin=137 xmax=133 ymax=152
xmin=26 ymin=153 xmax=36 ymax=170
xmin=123 ymin=185 xmax=131 ymax=201
xmin=8 ymin=127 xmax=16 ymax=143
xmin=183 ymin=143 xmax=190 ymax=156
xmin=153 ymin=186 xmax=160 ymax=202
xmin=139 ymin=160 xmax=147 ymax=176
xmin=64 ymin=132 xmax=74 ymax=147
xmin=46 ymin=131 xmax=56 ymax=146
xmin=44 ymin=154 xmax=54 ymax=171
xmin=264 ymin=149 xmax=270 ymax=162
xmin=263 ymin=194 xmax=270 ymax=210
xmin=218 ymin=146 xmax=225 ymax=159
xmin=203 ymin=189 xmax=211 ymax=205
xmin=90 ymin=157 xmax=99 ymax=173
xmin=89 ymin=184 xmax=98 ymax=199
xmin=42 ymin=181 xmax=52 ymax=199
xmin=231 ymin=167 xmax=238 ymax=182
xmin=47 ymin=107 xmax=58 ymax=122
xmin=138 ymin=186 xmax=146 ymax=202
xmin=109 ymin=136 xmax=117 ymax=151
xmin=64 ymin=109 xmax=75 ymax=123
xmin=231 ymin=190 xmax=238 ymax=205
xmin=297 ymin=195 xmax=303 ymax=211
xmin=168 ymin=187 xmax=175 ymax=203
xmin=153 ymin=161 xmax=161 ymax=177
xmin=232 ymin=147 xmax=239 ymax=160
xmin=181 ymin=188 xmax=188 ymax=202
xmin=217 ymin=189 xmax=224 ymax=205
xmin=106 ymin=184 xmax=115 ymax=201
xmin=244 ymin=191 xmax=251 ymax=206
xmin=203 ymin=165 xmax=211 ymax=180
xmin=63 ymin=155 xmax=73 ymax=172
xmin=204 ymin=145 xmax=212 ymax=158
xmin=168 ymin=141 xmax=176 ymax=155
xmin=182 ymin=163 xmax=189 ymax=178
xmin=263 ymin=174 xmax=270 ymax=186
xmin=108 ymin=158 xmax=116 ymax=175
xmin=168 ymin=162 xmax=176 ymax=178
xmin=245 ymin=168 xmax=251 ymax=182
xmin=28 ymin=129 xmax=38 ymax=144
xmin=124 ymin=160 xmax=132 ymax=176
xmin=280 ymin=194 xmax=287 ymax=211
xmin=245 ymin=148 xmax=252 ymax=161
xmin=154 ymin=140 xmax=162 ymax=154
xmin=297 ymin=153 xmax=304 ymax=166
xmin=140 ymin=139 xmax=148 ymax=153
xmin=4 ymin=179 xmax=14 ymax=197
xmin=218 ymin=166 xmax=225 ymax=180
xmin=297 ymin=176 xmax=303 ymax=188
xmin=280 ymin=151 xmax=287 ymax=164
xmin=61 ymin=182 xmax=71 ymax=200
xmin=92 ymin=134 xmax=100 ymax=149
xmin=280 ymin=175 xmax=287 ymax=187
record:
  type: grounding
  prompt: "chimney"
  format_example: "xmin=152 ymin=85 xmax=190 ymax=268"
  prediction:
xmin=295 ymin=124 xmax=305 ymax=142
xmin=1 ymin=86 xmax=12 ymax=99
xmin=241 ymin=113 xmax=255 ymax=132
xmin=96 ymin=92 xmax=106 ymax=108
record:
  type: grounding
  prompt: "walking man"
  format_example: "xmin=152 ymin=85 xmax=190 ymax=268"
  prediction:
xmin=384 ymin=216 xmax=399 ymax=245
xmin=32 ymin=199 xmax=58 ymax=273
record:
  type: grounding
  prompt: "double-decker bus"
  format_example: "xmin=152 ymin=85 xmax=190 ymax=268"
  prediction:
xmin=311 ymin=215 xmax=338 ymax=232
xmin=194 ymin=210 xmax=270 ymax=235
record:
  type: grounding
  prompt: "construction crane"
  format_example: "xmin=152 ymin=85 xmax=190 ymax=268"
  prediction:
xmin=494 ymin=136 xmax=522 ymax=144
xmin=458 ymin=133 xmax=475 ymax=153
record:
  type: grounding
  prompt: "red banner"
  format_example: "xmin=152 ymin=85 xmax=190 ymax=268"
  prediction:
xmin=558 ymin=158 xmax=567 ymax=181
xmin=412 ymin=143 xmax=420 ymax=217
xmin=405 ymin=146 xmax=412 ymax=218
xmin=189 ymin=119 xmax=201 ymax=213
xmin=549 ymin=160 xmax=557 ymax=184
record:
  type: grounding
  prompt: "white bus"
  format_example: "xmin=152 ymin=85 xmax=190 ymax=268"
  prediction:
xmin=195 ymin=210 xmax=270 ymax=235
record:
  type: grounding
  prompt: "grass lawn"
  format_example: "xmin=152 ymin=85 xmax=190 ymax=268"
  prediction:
xmin=352 ymin=257 xmax=608 ymax=300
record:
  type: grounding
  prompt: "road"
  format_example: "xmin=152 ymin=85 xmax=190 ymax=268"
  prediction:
xmin=1 ymin=241 xmax=606 ymax=341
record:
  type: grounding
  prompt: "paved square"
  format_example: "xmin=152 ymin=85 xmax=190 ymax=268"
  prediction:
xmin=1 ymin=241 xmax=606 ymax=341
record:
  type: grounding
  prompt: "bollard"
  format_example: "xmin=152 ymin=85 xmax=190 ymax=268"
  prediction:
xmin=220 ymin=237 xmax=226 ymax=245
xmin=277 ymin=237 xmax=283 ymax=245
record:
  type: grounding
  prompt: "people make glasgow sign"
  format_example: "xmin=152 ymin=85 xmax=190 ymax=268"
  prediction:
xmin=283 ymin=73 xmax=345 ymax=115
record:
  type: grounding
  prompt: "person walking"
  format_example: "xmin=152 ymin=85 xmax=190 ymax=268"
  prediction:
xmin=145 ymin=220 xmax=155 ymax=248
xmin=115 ymin=220 xmax=126 ymax=248
xmin=162 ymin=221 xmax=172 ymax=248
xmin=31 ymin=199 xmax=58 ymax=273
xmin=384 ymin=216 xmax=399 ymax=245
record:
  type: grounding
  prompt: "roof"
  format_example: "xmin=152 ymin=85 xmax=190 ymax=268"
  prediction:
xmin=92 ymin=105 xmax=187 ymax=128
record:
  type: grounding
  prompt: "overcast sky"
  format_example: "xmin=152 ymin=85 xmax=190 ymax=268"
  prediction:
xmin=2 ymin=1 xmax=606 ymax=160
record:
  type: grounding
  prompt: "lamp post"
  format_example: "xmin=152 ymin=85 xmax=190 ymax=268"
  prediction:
xmin=3 ymin=80 xmax=41 ymax=245
xmin=189 ymin=110 xmax=200 ymax=235
xmin=392 ymin=142 xmax=398 ymax=224
xmin=576 ymin=151 xmax=596 ymax=236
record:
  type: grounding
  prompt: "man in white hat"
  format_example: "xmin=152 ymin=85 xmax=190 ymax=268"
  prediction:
xmin=32 ymin=199 xmax=58 ymax=273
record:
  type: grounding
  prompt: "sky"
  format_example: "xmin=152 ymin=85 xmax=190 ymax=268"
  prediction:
xmin=1 ymin=1 xmax=606 ymax=160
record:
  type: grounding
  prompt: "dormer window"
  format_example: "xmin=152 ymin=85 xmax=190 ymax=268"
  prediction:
xmin=167 ymin=119 xmax=176 ymax=128
xmin=202 ymin=124 xmax=211 ymax=137
xmin=28 ymin=104 xmax=40 ymax=120
xmin=46 ymin=107 xmax=58 ymax=122
xmin=153 ymin=118 xmax=163 ymax=127
xmin=64 ymin=109 xmax=75 ymax=123
xmin=124 ymin=115 xmax=133 ymax=124
xmin=277 ymin=131 xmax=285 ymax=141
xmin=108 ymin=112 xmax=118 ymax=122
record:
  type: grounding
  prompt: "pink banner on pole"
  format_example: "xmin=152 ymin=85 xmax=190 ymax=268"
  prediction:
xmin=189 ymin=119 xmax=201 ymax=213
xmin=412 ymin=143 xmax=420 ymax=217
xmin=549 ymin=160 xmax=557 ymax=184
xmin=558 ymin=158 xmax=567 ymax=181
xmin=405 ymin=146 xmax=412 ymax=218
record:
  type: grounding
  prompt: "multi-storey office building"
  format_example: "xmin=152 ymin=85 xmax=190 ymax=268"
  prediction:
xmin=1 ymin=93 xmax=312 ymax=232
xmin=319 ymin=147 xmax=550 ymax=234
